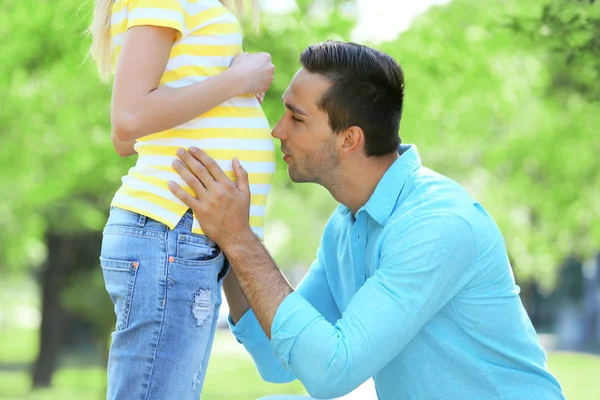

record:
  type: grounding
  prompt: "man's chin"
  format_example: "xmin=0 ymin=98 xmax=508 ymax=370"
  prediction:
xmin=287 ymin=167 xmax=304 ymax=184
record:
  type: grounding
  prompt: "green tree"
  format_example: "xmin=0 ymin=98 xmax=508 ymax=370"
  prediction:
xmin=377 ymin=0 xmax=599 ymax=290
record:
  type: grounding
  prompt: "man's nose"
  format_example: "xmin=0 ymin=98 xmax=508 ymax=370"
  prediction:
xmin=271 ymin=118 xmax=284 ymax=139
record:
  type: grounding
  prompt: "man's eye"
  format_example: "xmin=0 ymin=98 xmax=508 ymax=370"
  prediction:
xmin=292 ymin=116 xmax=303 ymax=122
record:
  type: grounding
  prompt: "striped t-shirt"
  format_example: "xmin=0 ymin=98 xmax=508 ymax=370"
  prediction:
xmin=110 ymin=0 xmax=275 ymax=239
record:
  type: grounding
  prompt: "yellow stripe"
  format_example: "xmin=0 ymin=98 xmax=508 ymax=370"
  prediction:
xmin=200 ymin=107 xmax=266 ymax=119
xmin=135 ymin=111 xmax=267 ymax=144
xmin=111 ymin=202 xmax=181 ymax=230
xmin=250 ymin=194 xmax=268 ymax=205
xmin=249 ymin=216 xmax=265 ymax=226
xmin=113 ymin=17 xmax=183 ymax=34
xmin=171 ymin=43 xmax=241 ymax=58
xmin=184 ymin=6 xmax=230 ymax=30
xmin=137 ymin=146 xmax=274 ymax=161
xmin=112 ymin=19 xmax=128 ymax=34
xmin=160 ymin=65 xmax=228 ymax=84
xmin=112 ymin=0 xmax=184 ymax=18
xmin=119 ymin=186 xmax=188 ymax=214
xmin=153 ymin=166 xmax=274 ymax=185
xmin=223 ymin=171 xmax=274 ymax=185
xmin=112 ymin=3 xmax=124 ymax=15
xmin=194 ymin=22 xmax=241 ymax=35
xmin=132 ymin=169 xmax=271 ymax=202
xmin=139 ymin=128 xmax=272 ymax=140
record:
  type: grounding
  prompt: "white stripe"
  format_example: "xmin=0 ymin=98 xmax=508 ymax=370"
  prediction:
xmin=128 ymin=8 xmax=185 ymax=30
xmin=192 ymin=218 xmax=201 ymax=229
xmin=191 ymin=220 xmax=265 ymax=239
xmin=249 ymin=184 xmax=272 ymax=196
xmin=175 ymin=118 xmax=270 ymax=130
xmin=251 ymin=227 xmax=264 ymax=239
xmin=113 ymin=27 xmax=241 ymax=49
xmin=181 ymin=1 xmax=215 ymax=16
xmin=111 ymin=9 xmax=127 ymax=25
xmin=192 ymin=10 xmax=238 ymax=28
xmin=122 ymin=174 xmax=186 ymax=201
xmin=179 ymin=33 xmax=241 ymax=46
xmin=136 ymin=156 xmax=276 ymax=173
xmin=250 ymin=205 xmax=267 ymax=217
xmin=122 ymin=174 xmax=268 ymax=218
xmin=214 ymin=159 xmax=275 ymax=173
xmin=136 ymin=138 xmax=274 ymax=150
xmin=112 ymin=33 xmax=125 ymax=47
xmin=166 ymin=55 xmax=232 ymax=70
xmin=224 ymin=97 xmax=261 ymax=108
xmin=127 ymin=168 xmax=269 ymax=190
xmin=159 ymin=76 xmax=209 ymax=88
xmin=127 ymin=167 xmax=181 ymax=184
xmin=112 ymin=192 xmax=183 ymax=221
xmin=125 ymin=167 xmax=271 ymax=197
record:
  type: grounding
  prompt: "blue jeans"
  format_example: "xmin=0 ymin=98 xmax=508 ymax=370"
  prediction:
xmin=100 ymin=207 xmax=227 ymax=400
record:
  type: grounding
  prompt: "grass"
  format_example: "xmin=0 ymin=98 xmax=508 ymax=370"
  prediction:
xmin=1 ymin=327 xmax=600 ymax=399
xmin=0 ymin=330 xmax=306 ymax=400
xmin=547 ymin=352 xmax=600 ymax=400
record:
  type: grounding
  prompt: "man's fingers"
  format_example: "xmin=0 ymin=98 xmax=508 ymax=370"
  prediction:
xmin=177 ymin=149 xmax=215 ymax=189
xmin=168 ymin=180 xmax=200 ymax=208
xmin=172 ymin=159 xmax=207 ymax=199
xmin=188 ymin=147 xmax=230 ymax=184
xmin=233 ymin=158 xmax=250 ymax=198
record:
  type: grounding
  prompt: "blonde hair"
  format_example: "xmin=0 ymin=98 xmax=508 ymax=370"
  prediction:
xmin=88 ymin=0 xmax=260 ymax=82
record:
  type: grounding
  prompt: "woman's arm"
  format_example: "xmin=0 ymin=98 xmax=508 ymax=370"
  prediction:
xmin=111 ymin=128 xmax=137 ymax=157
xmin=111 ymin=25 xmax=273 ymax=142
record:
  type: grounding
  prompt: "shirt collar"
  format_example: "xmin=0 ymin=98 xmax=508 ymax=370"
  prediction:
xmin=337 ymin=144 xmax=421 ymax=225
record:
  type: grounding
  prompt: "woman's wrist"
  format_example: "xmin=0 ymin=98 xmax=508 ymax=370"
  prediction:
xmin=222 ymin=66 xmax=248 ymax=97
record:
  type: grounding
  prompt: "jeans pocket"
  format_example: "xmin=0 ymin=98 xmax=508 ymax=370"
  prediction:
xmin=100 ymin=256 xmax=140 ymax=331
xmin=176 ymin=233 xmax=220 ymax=265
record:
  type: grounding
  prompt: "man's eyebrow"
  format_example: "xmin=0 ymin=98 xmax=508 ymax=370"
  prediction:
xmin=283 ymin=101 xmax=309 ymax=116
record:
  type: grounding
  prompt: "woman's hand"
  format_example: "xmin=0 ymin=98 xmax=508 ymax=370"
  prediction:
xmin=230 ymin=52 xmax=275 ymax=95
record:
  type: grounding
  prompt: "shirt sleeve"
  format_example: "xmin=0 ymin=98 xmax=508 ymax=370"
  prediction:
xmin=269 ymin=213 xmax=478 ymax=399
xmin=126 ymin=0 xmax=186 ymax=36
xmin=229 ymin=245 xmax=341 ymax=383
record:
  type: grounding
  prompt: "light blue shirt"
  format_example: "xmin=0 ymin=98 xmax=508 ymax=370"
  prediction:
xmin=230 ymin=145 xmax=564 ymax=400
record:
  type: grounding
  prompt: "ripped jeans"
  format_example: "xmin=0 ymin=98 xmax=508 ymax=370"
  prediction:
xmin=100 ymin=207 xmax=228 ymax=400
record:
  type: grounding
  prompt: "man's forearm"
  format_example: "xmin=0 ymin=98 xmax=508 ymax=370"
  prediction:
xmin=223 ymin=230 xmax=294 ymax=338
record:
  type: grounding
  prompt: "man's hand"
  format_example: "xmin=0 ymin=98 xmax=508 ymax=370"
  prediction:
xmin=168 ymin=147 xmax=254 ymax=249
xmin=169 ymin=147 xmax=294 ymax=338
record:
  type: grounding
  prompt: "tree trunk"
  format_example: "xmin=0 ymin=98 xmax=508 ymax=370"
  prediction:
xmin=31 ymin=233 xmax=72 ymax=388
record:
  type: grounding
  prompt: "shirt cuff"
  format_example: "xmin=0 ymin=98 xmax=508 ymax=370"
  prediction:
xmin=270 ymin=291 xmax=322 ymax=367
xmin=228 ymin=308 xmax=268 ymax=348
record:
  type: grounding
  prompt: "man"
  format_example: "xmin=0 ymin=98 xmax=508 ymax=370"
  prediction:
xmin=168 ymin=41 xmax=565 ymax=399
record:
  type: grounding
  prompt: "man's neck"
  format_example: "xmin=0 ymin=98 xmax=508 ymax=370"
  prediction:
xmin=325 ymin=151 xmax=399 ymax=216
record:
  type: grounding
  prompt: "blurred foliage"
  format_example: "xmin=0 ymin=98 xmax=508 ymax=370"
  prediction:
xmin=0 ymin=0 xmax=599 ymax=394
xmin=509 ymin=0 xmax=600 ymax=100
xmin=0 ymin=0 xmax=598 ymax=293
xmin=378 ymin=0 xmax=599 ymax=290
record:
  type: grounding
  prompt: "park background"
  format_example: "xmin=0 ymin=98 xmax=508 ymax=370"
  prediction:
xmin=1 ymin=0 xmax=599 ymax=398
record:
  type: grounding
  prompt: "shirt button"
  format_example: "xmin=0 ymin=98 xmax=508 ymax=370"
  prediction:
xmin=357 ymin=235 xmax=361 ymax=240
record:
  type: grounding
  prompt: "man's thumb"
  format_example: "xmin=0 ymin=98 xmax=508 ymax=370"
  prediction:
xmin=233 ymin=158 xmax=250 ymax=197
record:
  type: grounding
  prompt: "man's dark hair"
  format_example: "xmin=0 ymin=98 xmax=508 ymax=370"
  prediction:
xmin=300 ymin=41 xmax=404 ymax=157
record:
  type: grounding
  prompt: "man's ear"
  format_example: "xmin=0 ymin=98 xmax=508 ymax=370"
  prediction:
xmin=340 ymin=126 xmax=364 ymax=157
